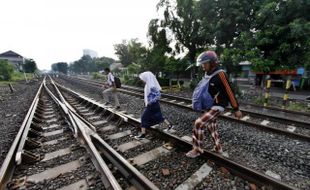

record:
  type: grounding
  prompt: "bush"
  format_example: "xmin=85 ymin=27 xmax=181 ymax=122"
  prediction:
xmin=123 ymin=75 xmax=142 ymax=86
xmin=171 ymin=80 xmax=178 ymax=85
xmin=92 ymin=72 xmax=106 ymax=80
xmin=255 ymin=97 xmax=264 ymax=105
xmin=157 ymin=77 xmax=169 ymax=86
xmin=0 ymin=60 xmax=14 ymax=81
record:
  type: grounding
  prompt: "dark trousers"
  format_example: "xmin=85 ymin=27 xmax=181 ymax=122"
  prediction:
xmin=141 ymin=101 xmax=164 ymax=128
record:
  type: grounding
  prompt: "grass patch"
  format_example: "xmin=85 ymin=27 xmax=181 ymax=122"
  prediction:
xmin=92 ymin=72 xmax=106 ymax=80
xmin=0 ymin=72 xmax=34 ymax=83
xmin=255 ymin=97 xmax=265 ymax=105
xmin=287 ymin=101 xmax=310 ymax=112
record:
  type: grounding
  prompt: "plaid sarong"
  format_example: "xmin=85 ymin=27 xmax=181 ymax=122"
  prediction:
xmin=192 ymin=109 xmax=222 ymax=153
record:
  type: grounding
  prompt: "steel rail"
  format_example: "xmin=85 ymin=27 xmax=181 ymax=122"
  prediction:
xmin=118 ymin=88 xmax=310 ymax=142
xmin=121 ymin=85 xmax=310 ymax=127
xmin=45 ymin=80 xmax=123 ymax=190
xmin=92 ymin=135 xmax=160 ymax=190
xmin=239 ymin=101 xmax=310 ymax=117
xmin=50 ymin=80 xmax=159 ymax=190
xmin=54 ymin=82 xmax=159 ymax=190
xmin=49 ymin=79 xmax=97 ymax=132
xmin=66 ymin=76 xmax=310 ymax=122
xmin=0 ymin=77 xmax=45 ymax=189
xmin=56 ymin=81 xmax=298 ymax=190
xmin=60 ymin=76 xmax=310 ymax=140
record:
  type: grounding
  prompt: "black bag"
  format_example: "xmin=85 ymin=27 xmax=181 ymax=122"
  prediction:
xmin=114 ymin=77 xmax=121 ymax=88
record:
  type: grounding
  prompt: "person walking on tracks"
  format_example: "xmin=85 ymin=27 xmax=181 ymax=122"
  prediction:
xmin=134 ymin=71 xmax=173 ymax=140
xmin=102 ymin=68 xmax=120 ymax=109
xmin=186 ymin=51 xmax=242 ymax=158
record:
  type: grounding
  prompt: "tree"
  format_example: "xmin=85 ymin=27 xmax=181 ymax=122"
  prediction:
xmin=127 ymin=63 xmax=141 ymax=75
xmin=114 ymin=39 xmax=147 ymax=67
xmin=68 ymin=55 xmax=95 ymax=74
xmin=114 ymin=40 xmax=133 ymax=66
xmin=164 ymin=57 xmax=189 ymax=79
xmin=196 ymin=0 xmax=264 ymax=75
xmin=93 ymin=56 xmax=115 ymax=71
xmin=142 ymin=49 xmax=165 ymax=75
xmin=143 ymin=19 xmax=172 ymax=75
xmin=237 ymin=0 xmax=310 ymax=72
xmin=0 ymin=60 xmax=14 ymax=80
xmin=157 ymin=0 xmax=209 ymax=62
xmin=51 ymin=62 xmax=68 ymax=74
xmin=23 ymin=59 xmax=37 ymax=73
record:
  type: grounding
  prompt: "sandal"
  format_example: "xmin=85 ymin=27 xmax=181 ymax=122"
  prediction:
xmin=211 ymin=146 xmax=223 ymax=154
xmin=134 ymin=133 xmax=146 ymax=140
xmin=186 ymin=150 xmax=201 ymax=158
xmin=163 ymin=124 xmax=174 ymax=132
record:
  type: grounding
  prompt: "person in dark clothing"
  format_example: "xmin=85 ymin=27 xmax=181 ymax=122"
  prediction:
xmin=134 ymin=71 xmax=173 ymax=140
xmin=186 ymin=51 xmax=242 ymax=158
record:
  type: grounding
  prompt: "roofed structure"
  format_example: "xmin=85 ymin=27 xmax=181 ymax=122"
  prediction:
xmin=0 ymin=50 xmax=24 ymax=71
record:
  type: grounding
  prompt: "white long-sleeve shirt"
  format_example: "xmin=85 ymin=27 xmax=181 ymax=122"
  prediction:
xmin=107 ymin=72 xmax=115 ymax=86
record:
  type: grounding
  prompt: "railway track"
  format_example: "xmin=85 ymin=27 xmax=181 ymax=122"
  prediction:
xmin=4 ymin=76 xmax=297 ymax=190
xmin=0 ymin=78 xmax=157 ymax=190
xmin=66 ymin=75 xmax=310 ymax=141
xmin=52 ymin=79 xmax=300 ymax=190
xmin=52 ymin=75 xmax=310 ymax=189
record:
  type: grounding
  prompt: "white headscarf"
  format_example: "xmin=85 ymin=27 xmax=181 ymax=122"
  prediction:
xmin=139 ymin=71 xmax=161 ymax=106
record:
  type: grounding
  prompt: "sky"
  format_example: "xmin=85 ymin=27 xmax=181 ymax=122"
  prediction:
xmin=0 ymin=0 xmax=160 ymax=70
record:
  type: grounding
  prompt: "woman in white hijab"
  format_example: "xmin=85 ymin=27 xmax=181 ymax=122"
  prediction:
xmin=135 ymin=71 xmax=173 ymax=140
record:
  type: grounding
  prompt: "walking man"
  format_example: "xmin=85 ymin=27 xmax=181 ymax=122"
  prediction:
xmin=186 ymin=51 xmax=242 ymax=158
xmin=102 ymin=68 xmax=120 ymax=109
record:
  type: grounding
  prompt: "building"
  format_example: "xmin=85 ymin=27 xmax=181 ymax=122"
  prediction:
xmin=0 ymin=50 xmax=24 ymax=71
xmin=239 ymin=60 xmax=309 ymax=89
xmin=83 ymin=49 xmax=98 ymax=58
xmin=239 ymin=61 xmax=255 ymax=78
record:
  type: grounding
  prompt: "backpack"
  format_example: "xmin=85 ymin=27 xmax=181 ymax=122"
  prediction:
xmin=114 ymin=77 xmax=121 ymax=88
xmin=192 ymin=69 xmax=224 ymax=111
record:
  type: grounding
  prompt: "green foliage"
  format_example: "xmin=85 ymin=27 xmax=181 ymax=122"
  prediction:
xmin=141 ymin=49 xmax=166 ymax=75
xmin=237 ymin=0 xmax=310 ymax=72
xmin=157 ymin=77 xmax=170 ymax=86
xmin=164 ymin=57 xmax=189 ymax=78
xmin=255 ymin=97 xmax=265 ymax=105
xmin=220 ymin=48 xmax=242 ymax=76
xmin=114 ymin=39 xmax=146 ymax=67
xmin=123 ymin=75 xmax=142 ymax=87
xmin=157 ymin=0 xmax=207 ymax=62
xmin=92 ymin=72 xmax=106 ymax=80
xmin=0 ymin=60 xmax=34 ymax=82
xmin=109 ymin=0 xmax=309 ymax=80
xmin=144 ymin=19 xmax=173 ymax=74
xmin=127 ymin=63 xmax=141 ymax=74
xmin=114 ymin=40 xmax=133 ymax=66
xmin=69 ymin=56 xmax=92 ymax=74
xmin=51 ymin=62 xmax=68 ymax=74
xmin=171 ymin=80 xmax=178 ymax=85
xmin=0 ymin=60 xmax=14 ymax=80
xmin=68 ymin=55 xmax=115 ymax=74
xmin=287 ymin=101 xmax=309 ymax=112
xmin=93 ymin=57 xmax=115 ymax=71
xmin=10 ymin=72 xmax=33 ymax=81
xmin=152 ymin=0 xmax=309 ymax=76
xmin=23 ymin=59 xmax=37 ymax=73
